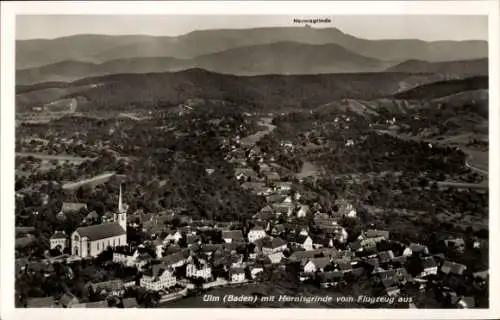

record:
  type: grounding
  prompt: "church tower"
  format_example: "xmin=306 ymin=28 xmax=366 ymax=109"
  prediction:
xmin=115 ymin=184 xmax=127 ymax=231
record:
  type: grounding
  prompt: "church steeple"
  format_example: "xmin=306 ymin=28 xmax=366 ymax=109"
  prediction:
xmin=118 ymin=183 xmax=125 ymax=213
xmin=115 ymin=183 xmax=127 ymax=231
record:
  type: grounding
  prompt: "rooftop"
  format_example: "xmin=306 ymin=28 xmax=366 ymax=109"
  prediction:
xmin=75 ymin=222 xmax=125 ymax=241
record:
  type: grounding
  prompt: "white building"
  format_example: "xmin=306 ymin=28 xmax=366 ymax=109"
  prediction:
xmin=113 ymin=250 xmax=139 ymax=267
xmin=248 ymin=227 xmax=267 ymax=243
xmin=164 ymin=231 xmax=183 ymax=244
xmin=295 ymin=235 xmax=314 ymax=251
xmin=229 ymin=268 xmax=245 ymax=283
xmin=71 ymin=185 xmax=127 ymax=258
xmin=250 ymin=267 xmax=264 ymax=279
xmin=303 ymin=257 xmax=330 ymax=273
xmin=186 ymin=262 xmax=212 ymax=280
xmin=262 ymin=238 xmax=288 ymax=255
xmin=296 ymin=205 xmax=311 ymax=218
xmin=50 ymin=231 xmax=67 ymax=251
xmin=419 ymin=257 xmax=438 ymax=278
xmin=267 ymin=252 xmax=285 ymax=264
xmin=140 ymin=266 xmax=177 ymax=291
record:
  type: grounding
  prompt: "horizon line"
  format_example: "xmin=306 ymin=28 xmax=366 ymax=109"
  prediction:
xmin=15 ymin=26 xmax=488 ymax=42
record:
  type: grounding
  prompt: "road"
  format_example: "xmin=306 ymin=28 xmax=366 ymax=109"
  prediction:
xmin=465 ymin=159 xmax=488 ymax=176
xmin=16 ymin=152 xmax=93 ymax=163
xmin=239 ymin=117 xmax=277 ymax=146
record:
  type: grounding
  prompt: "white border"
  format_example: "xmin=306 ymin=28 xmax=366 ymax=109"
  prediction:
xmin=1 ymin=1 xmax=499 ymax=320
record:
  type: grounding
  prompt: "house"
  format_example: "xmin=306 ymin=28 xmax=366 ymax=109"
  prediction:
xmin=274 ymin=182 xmax=293 ymax=193
xmin=140 ymin=264 xmax=177 ymax=291
xmin=333 ymin=199 xmax=357 ymax=218
xmin=270 ymin=224 xmax=286 ymax=236
xmin=403 ymin=243 xmax=430 ymax=256
xmin=335 ymin=260 xmax=353 ymax=273
xmin=322 ymin=225 xmax=348 ymax=243
xmin=229 ymin=267 xmax=246 ymax=283
xmin=121 ymin=297 xmax=139 ymax=308
xmin=391 ymin=255 xmax=408 ymax=267
xmin=154 ymin=240 xmax=165 ymax=258
xmin=378 ymin=251 xmax=395 ymax=264
xmin=59 ymin=292 xmax=79 ymax=308
xmin=381 ymin=277 xmax=401 ymax=297
xmin=164 ymin=230 xmax=183 ymax=244
xmin=235 ymin=168 xmax=258 ymax=181
xmin=304 ymin=257 xmax=331 ymax=273
xmin=89 ymin=280 xmax=125 ymax=297
xmin=186 ymin=261 xmax=212 ymax=280
xmin=262 ymin=237 xmax=288 ymax=255
xmin=293 ymin=235 xmax=314 ymax=251
xmin=441 ymin=260 xmax=467 ymax=276
xmin=162 ymin=251 xmax=191 ymax=269
xmin=296 ymin=204 xmax=311 ymax=218
xmin=222 ymin=230 xmax=245 ymax=243
xmin=26 ymin=296 xmax=58 ymax=308
xmin=317 ymin=271 xmax=345 ymax=288
xmin=267 ymin=252 xmax=285 ymax=264
xmin=113 ymin=248 xmax=139 ymax=267
xmin=376 ymin=268 xmax=409 ymax=284
xmin=363 ymin=229 xmax=390 ymax=242
xmin=256 ymin=186 xmax=273 ymax=196
xmin=186 ymin=234 xmax=202 ymax=247
xmin=419 ymin=256 xmax=438 ymax=277
xmin=50 ymin=231 xmax=68 ymax=251
xmin=248 ymin=227 xmax=267 ymax=243
xmin=266 ymin=195 xmax=286 ymax=204
xmin=444 ymin=238 xmax=465 ymax=253
xmin=250 ymin=266 xmax=264 ymax=279
xmin=263 ymin=171 xmax=281 ymax=183
xmin=272 ymin=203 xmax=294 ymax=216
xmin=288 ymin=250 xmax=318 ymax=262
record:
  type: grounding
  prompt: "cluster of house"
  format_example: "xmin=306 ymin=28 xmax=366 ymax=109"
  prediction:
xmin=42 ymin=214 xmax=484 ymax=309
xmin=16 ymin=117 xmax=488 ymax=308
xmin=23 ymin=279 xmax=139 ymax=308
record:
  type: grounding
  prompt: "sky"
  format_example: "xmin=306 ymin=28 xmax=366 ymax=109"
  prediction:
xmin=16 ymin=15 xmax=488 ymax=41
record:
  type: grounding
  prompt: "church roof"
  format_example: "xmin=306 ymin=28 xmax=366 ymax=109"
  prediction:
xmin=75 ymin=222 xmax=125 ymax=241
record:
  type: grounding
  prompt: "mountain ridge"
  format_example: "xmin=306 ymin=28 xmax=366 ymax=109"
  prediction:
xmin=16 ymin=26 xmax=488 ymax=70
xmin=16 ymin=41 xmax=395 ymax=84
xmin=17 ymin=67 xmax=480 ymax=113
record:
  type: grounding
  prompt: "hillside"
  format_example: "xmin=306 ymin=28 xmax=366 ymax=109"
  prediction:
xmin=16 ymin=68 xmax=459 ymax=113
xmin=393 ymin=76 xmax=488 ymax=100
xmin=16 ymin=42 xmax=394 ymax=85
xmin=16 ymin=27 xmax=488 ymax=69
xmin=190 ymin=42 xmax=390 ymax=75
xmin=385 ymin=58 xmax=488 ymax=76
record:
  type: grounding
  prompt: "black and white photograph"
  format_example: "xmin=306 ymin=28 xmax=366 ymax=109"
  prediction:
xmin=1 ymin=1 xmax=499 ymax=319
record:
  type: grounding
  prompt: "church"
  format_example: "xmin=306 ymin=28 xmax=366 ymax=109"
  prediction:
xmin=71 ymin=184 xmax=127 ymax=258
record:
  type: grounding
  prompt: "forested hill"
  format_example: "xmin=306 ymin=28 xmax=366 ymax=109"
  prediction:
xmin=17 ymin=68 xmax=460 ymax=112
xmin=393 ymin=76 xmax=488 ymax=100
